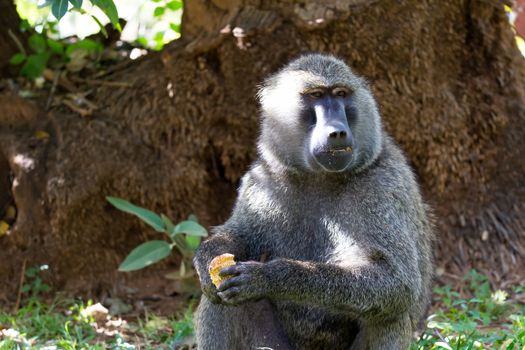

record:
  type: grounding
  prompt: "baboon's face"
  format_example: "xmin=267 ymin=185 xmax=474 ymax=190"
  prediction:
xmin=300 ymin=84 xmax=355 ymax=172
xmin=258 ymin=55 xmax=382 ymax=174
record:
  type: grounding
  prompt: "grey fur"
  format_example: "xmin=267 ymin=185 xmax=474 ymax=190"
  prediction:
xmin=193 ymin=54 xmax=433 ymax=350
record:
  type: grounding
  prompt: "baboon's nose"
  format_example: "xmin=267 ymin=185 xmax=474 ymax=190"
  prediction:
xmin=325 ymin=124 xmax=353 ymax=151
xmin=329 ymin=130 xmax=347 ymax=139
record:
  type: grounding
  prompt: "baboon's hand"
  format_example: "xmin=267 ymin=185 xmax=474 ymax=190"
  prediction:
xmin=202 ymin=276 xmax=223 ymax=304
xmin=216 ymin=261 xmax=268 ymax=305
xmin=194 ymin=258 xmax=222 ymax=304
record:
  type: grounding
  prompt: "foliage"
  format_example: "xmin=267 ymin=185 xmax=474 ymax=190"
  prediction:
xmin=0 ymin=299 xmax=98 ymax=349
xmin=170 ymin=305 xmax=195 ymax=343
xmin=0 ymin=267 xmax=98 ymax=349
xmin=2 ymin=267 xmax=524 ymax=349
xmin=411 ymin=270 xmax=525 ymax=349
xmin=44 ymin=0 xmax=121 ymax=31
xmin=137 ymin=0 xmax=183 ymax=50
xmin=0 ymin=267 xmax=197 ymax=349
xmin=10 ymin=0 xmax=184 ymax=78
xmin=10 ymin=27 xmax=103 ymax=79
xmin=21 ymin=265 xmax=51 ymax=299
xmin=11 ymin=2 xmax=109 ymax=79
xmin=0 ymin=297 xmax=196 ymax=349
xmin=0 ymin=298 xmax=194 ymax=349
xmin=133 ymin=302 xmax=196 ymax=348
xmin=106 ymin=197 xmax=207 ymax=273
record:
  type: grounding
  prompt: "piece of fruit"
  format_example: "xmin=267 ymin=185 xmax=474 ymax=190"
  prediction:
xmin=208 ymin=253 xmax=236 ymax=287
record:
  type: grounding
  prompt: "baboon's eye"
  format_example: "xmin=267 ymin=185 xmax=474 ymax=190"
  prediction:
xmin=333 ymin=88 xmax=350 ymax=97
xmin=308 ymin=90 xmax=324 ymax=98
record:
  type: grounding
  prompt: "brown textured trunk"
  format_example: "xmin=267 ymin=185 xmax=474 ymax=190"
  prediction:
xmin=0 ymin=0 xmax=524 ymax=302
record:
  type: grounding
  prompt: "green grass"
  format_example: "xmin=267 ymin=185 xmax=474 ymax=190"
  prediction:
xmin=0 ymin=298 xmax=100 ymax=349
xmin=1 ymin=269 xmax=524 ymax=349
xmin=0 ymin=297 xmax=196 ymax=349
xmin=412 ymin=270 xmax=525 ymax=350
xmin=0 ymin=265 xmax=197 ymax=349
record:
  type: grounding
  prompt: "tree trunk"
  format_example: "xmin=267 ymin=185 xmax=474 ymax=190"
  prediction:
xmin=0 ymin=0 xmax=524 ymax=302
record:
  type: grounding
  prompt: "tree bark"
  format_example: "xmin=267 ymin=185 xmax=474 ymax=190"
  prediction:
xmin=0 ymin=0 xmax=524 ymax=301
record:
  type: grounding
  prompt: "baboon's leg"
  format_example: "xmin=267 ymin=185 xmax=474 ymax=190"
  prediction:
xmin=196 ymin=297 xmax=293 ymax=350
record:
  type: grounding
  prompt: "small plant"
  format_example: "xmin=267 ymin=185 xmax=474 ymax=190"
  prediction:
xmin=106 ymin=197 xmax=207 ymax=275
xmin=168 ymin=302 xmax=196 ymax=348
xmin=22 ymin=265 xmax=50 ymax=299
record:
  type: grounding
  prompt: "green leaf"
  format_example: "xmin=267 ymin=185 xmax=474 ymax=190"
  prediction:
xmin=118 ymin=240 xmax=172 ymax=271
xmin=153 ymin=31 xmax=165 ymax=51
xmin=29 ymin=34 xmax=47 ymax=53
xmin=91 ymin=0 xmax=120 ymax=31
xmin=153 ymin=6 xmax=165 ymax=17
xmin=21 ymin=284 xmax=31 ymax=293
xmin=185 ymin=235 xmax=201 ymax=250
xmin=136 ymin=37 xmax=148 ymax=47
xmin=154 ymin=31 xmax=164 ymax=41
xmin=20 ymin=19 xmax=31 ymax=32
xmin=25 ymin=267 xmax=38 ymax=278
xmin=169 ymin=23 xmax=181 ymax=34
xmin=46 ymin=39 xmax=64 ymax=55
xmin=45 ymin=21 xmax=60 ymax=35
xmin=91 ymin=15 xmax=108 ymax=38
xmin=20 ymin=52 xmax=50 ymax=79
xmin=160 ymin=214 xmax=175 ymax=234
xmin=9 ymin=53 xmax=26 ymax=65
xmin=171 ymin=220 xmax=207 ymax=237
xmin=68 ymin=0 xmax=83 ymax=8
xmin=51 ymin=0 xmax=69 ymax=20
xmin=166 ymin=0 xmax=182 ymax=11
xmin=106 ymin=197 xmax=165 ymax=232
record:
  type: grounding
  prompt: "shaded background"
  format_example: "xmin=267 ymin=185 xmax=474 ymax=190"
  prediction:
xmin=0 ymin=0 xmax=524 ymax=307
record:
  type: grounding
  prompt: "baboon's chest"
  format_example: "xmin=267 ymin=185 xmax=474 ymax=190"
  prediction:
xmin=259 ymin=193 xmax=369 ymax=264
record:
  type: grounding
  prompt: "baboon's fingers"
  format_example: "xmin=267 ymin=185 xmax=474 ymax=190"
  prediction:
xmin=217 ymin=276 xmax=249 ymax=292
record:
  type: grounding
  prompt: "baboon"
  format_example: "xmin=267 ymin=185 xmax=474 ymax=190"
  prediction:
xmin=193 ymin=54 xmax=433 ymax=350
